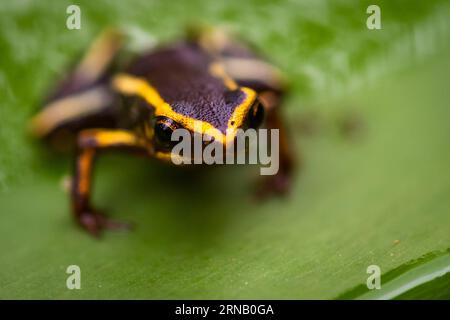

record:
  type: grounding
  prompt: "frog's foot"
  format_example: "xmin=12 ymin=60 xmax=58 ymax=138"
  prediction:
xmin=254 ymin=170 xmax=292 ymax=200
xmin=77 ymin=209 xmax=133 ymax=237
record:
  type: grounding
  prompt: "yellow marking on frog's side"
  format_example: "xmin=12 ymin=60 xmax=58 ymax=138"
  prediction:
xmin=113 ymin=74 xmax=257 ymax=145
xmin=30 ymin=86 xmax=113 ymax=137
xmin=224 ymin=87 xmax=256 ymax=143
xmin=222 ymin=57 xmax=284 ymax=90
xmin=208 ymin=62 xmax=238 ymax=90
xmin=113 ymin=74 xmax=165 ymax=108
xmin=90 ymin=130 xmax=139 ymax=147
xmin=78 ymin=129 xmax=150 ymax=152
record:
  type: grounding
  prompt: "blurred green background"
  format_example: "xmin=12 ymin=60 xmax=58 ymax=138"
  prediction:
xmin=0 ymin=0 xmax=449 ymax=299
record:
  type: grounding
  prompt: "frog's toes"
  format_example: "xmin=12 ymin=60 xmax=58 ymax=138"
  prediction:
xmin=255 ymin=171 xmax=292 ymax=200
xmin=78 ymin=210 xmax=133 ymax=237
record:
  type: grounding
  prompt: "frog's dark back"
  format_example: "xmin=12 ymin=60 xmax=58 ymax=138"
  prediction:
xmin=31 ymin=30 xmax=276 ymax=150
xmin=126 ymin=41 xmax=247 ymax=134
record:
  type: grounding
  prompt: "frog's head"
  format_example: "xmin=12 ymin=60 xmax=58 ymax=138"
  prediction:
xmin=113 ymin=73 xmax=264 ymax=163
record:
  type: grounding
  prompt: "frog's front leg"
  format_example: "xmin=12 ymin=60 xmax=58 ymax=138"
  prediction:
xmin=259 ymin=104 xmax=296 ymax=197
xmin=72 ymin=129 xmax=150 ymax=236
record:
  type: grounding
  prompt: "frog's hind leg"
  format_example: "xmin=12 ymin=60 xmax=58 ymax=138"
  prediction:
xmin=31 ymin=85 xmax=119 ymax=150
xmin=257 ymin=108 xmax=296 ymax=197
xmin=194 ymin=27 xmax=286 ymax=97
xmin=30 ymin=29 xmax=125 ymax=151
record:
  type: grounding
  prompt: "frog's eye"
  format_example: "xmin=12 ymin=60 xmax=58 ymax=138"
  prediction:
xmin=247 ymin=100 xmax=265 ymax=129
xmin=154 ymin=117 xmax=180 ymax=149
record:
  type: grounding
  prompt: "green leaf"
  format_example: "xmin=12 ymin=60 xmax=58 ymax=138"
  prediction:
xmin=339 ymin=251 xmax=450 ymax=299
xmin=0 ymin=0 xmax=449 ymax=299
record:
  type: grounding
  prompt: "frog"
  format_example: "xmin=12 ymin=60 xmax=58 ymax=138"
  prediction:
xmin=30 ymin=27 xmax=296 ymax=236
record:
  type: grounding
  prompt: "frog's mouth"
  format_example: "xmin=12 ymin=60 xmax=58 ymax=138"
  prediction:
xmin=153 ymin=139 xmax=251 ymax=166
xmin=154 ymin=151 xmax=191 ymax=164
